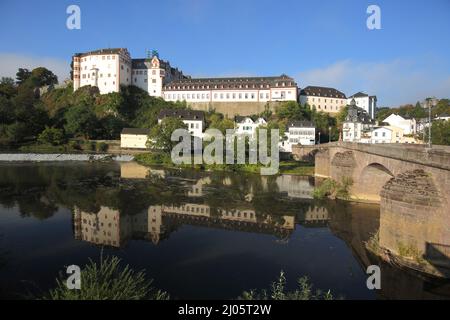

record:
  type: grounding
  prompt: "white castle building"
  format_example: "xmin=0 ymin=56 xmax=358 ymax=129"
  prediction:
xmin=163 ymin=75 xmax=298 ymax=103
xmin=72 ymin=48 xmax=186 ymax=95
xmin=72 ymin=48 xmax=297 ymax=105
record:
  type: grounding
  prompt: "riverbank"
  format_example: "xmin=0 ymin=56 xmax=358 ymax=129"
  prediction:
xmin=134 ymin=153 xmax=315 ymax=176
xmin=0 ymin=153 xmax=134 ymax=162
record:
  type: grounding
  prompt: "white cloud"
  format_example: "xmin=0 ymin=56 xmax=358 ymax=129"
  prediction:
xmin=0 ymin=53 xmax=70 ymax=84
xmin=296 ymin=59 xmax=450 ymax=107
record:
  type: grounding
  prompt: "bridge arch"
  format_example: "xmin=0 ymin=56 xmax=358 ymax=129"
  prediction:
xmin=354 ymin=163 xmax=394 ymax=202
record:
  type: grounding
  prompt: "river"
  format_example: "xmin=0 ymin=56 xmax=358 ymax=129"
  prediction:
xmin=0 ymin=162 xmax=448 ymax=299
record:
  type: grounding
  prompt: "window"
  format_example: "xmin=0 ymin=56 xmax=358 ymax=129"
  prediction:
xmin=152 ymin=79 xmax=156 ymax=83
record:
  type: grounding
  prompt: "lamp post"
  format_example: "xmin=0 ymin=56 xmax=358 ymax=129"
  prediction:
xmin=329 ymin=126 xmax=332 ymax=143
xmin=318 ymin=132 xmax=321 ymax=145
xmin=428 ymin=100 xmax=432 ymax=148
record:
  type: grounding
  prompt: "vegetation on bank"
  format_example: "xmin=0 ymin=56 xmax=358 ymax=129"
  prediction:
xmin=44 ymin=255 xmax=169 ymax=300
xmin=134 ymin=153 xmax=314 ymax=176
xmin=313 ymin=177 xmax=353 ymax=200
xmin=18 ymin=139 xmax=109 ymax=153
xmin=239 ymin=271 xmax=335 ymax=300
xmin=43 ymin=256 xmax=334 ymax=300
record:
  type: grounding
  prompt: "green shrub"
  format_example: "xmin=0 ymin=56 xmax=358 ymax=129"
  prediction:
xmin=135 ymin=152 xmax=171 ymax=166
xmin=69 ymin=140 xmax=82 ymax=150
xmin=88 ymin=141 xmax=96 ymax=151
xmin=239 ymin=271 xmax=334 ymax=300
xmin=97 ymin=142 xmax=108 ymax=152
xmin=44 ymin=255 xmax=169 ymax=300
xmin=313 ymin=178 xmax=336 ymax=199
xmin=313 ymin=177 xmax=353 ymax=200
xmin=37 ymin=126 xmax=66 ymax=146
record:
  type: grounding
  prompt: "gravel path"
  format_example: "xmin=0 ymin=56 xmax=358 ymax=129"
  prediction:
xmin=0 ymin=153 xmax=134 ymax=162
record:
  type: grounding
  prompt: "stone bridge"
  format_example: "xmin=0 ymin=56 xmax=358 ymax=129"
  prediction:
xmin=293 ymin=142 xmax=450 ymax=276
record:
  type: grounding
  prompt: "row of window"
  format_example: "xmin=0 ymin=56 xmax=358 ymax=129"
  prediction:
xmin=316 ymin=105 xmax=341 ymax=111
xmin=308 ymin=97 xmax=345 ymax=104
xmin=134 ymin=78 xmax=157 ymax=84
xmin=79 ymin=55 xmax=116 ymax=62
xmin=133 ymin=69 xmax=160 ymax=75
xmin=167 ymin=83 xmax=293 ymax=90
xmin=81 ymin=73 xmax=115 ymax=79
xmin=166 ymin=91 xmax=291 ymax=101
xmin=289 ymin=130 xmax=315 ymax=136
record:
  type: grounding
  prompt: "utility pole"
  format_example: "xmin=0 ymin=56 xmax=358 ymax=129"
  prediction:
xmin=428 ymin=100 xmax=432 ymax=148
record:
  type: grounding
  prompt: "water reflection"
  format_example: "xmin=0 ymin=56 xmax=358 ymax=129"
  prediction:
xmin=0 ymin=162 xmax=448 ymax=299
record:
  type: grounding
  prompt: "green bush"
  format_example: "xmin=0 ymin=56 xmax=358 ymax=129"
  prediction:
xmin=313 ymin=178 xmax=337 ymax=199
xmin=313 ymin=177 xmax=353 ymax=200
xmin=239 ymin=271 xmax=334 ymax=300
xmin=135 ymin=152 xmax=172 ymax=166
xmin=69 ymin=140 xmax=82 ymax=150
xmin=97 ymin=142 xmax=109 ymax=152
xmin=37 ymin=126 xmax=66 ymax=146
xmin=44 ymin=255 xmax=169 ymax=300
xmin=88 ymin=141 xmax=96 ymax=151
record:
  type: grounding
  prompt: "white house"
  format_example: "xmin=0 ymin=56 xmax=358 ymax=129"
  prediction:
xmin=234 ymin=116 xmax=267 ymax=138
xmin=382 ymin=114 xmax=417 ymax=135
xmin=347 ymin=92 xmax=377 ymax=119
xmin=342 ymin=102 xmax=373 ymax=142
xmin=279 ymin=120 xmax=316 ymax=152
xmin=120 ymin=128 xmax=150 ymax=149
xmin=157 ymin=109 xmax=205 ymax=138
xmin=371 ymin=127 xmax=393 ymax=144
xmin=435 ymin=113 xmax=450 ymax=121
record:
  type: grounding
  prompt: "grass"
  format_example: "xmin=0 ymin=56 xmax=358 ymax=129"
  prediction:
xmin=44 ymin=255 xmax=169 ymax=300
xmin=239 ymin=271 xmax=335 ymax=300
xmin=278 ymin=160 xmax=314 ymax=175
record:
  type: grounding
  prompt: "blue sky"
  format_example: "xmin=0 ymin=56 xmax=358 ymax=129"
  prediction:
xmin=0 ymin=0 xmax=449 ymax=106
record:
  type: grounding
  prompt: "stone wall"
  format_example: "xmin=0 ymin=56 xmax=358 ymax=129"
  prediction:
xmin=186 ymin=101 xmax=284 ymax=118
xmin=379 ymin=170 xmax=449 ymax=268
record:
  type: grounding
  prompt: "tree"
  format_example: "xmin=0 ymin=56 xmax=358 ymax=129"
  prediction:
xmin=432 ymin=99 xmax=450 ymax=117
xmin=147 ymin=117 xmax=187 ymax=153
xmin=411 ymin=102 xmax=426 ymax=119
xmin=425 ymin=120 xmax=450 ymax=146
xmin=29 ymin=67 xmax=58 ymax=87
xmin=4 ymin=122 xmax=29 ymax=143
xmin=16 ymin=68 xmax=31 ymax=85
xmin=37 ymin=126 xmax=66 ymax=146
xmin=208 ymin=113 xmax=234 ymax=134
xmin=0 ymin=77 xmax=17 ymax=98
xmin=276 ymin=101 xmax=311 ymax=121
xmin=64 ymin=104 xmax=98 ymax=139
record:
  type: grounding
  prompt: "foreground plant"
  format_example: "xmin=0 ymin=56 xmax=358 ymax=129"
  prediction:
xmin=45 ymin=255 xmax=169 ymax=300
xmin=239 ymin=271 xmax=334 ymax=300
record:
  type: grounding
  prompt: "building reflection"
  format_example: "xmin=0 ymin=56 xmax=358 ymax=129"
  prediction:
xmin=73 ymin=203 xmax=297 ymax=247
